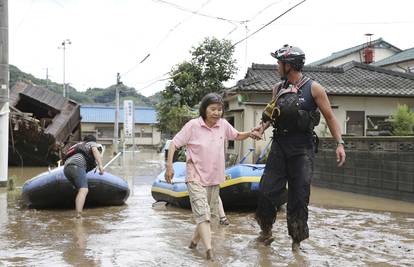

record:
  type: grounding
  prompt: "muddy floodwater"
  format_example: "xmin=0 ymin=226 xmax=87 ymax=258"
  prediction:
xmin=2 ymin=150 xmax=414 ymax=266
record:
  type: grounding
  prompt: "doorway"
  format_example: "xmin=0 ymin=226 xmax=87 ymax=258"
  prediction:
xmin=346 ymin=111 xmax=365 ymax=136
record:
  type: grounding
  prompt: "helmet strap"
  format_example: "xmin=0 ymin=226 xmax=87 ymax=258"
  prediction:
xmin=281 ymin=63 xmax=291 ymax=82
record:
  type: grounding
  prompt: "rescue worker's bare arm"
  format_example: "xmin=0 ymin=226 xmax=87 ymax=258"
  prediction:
xmin=165 ymin=142 xmax=177 ymax=183
xmin=311 ymin=82 xmax=346 ymax=167
xmin=91 ymin=147 xmax=104 ymax=174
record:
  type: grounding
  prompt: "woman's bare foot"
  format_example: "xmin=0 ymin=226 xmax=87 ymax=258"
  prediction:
xmin=206 ymin=249 xmax=214 ymax=261
xmin=188 ymin=241 xmax=197 ymax=249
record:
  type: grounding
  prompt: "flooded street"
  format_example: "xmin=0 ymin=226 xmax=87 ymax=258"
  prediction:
xmin=1 ymin=150 xmax=414 ymax=266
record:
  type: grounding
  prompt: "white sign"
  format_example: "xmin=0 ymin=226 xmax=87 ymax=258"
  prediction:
xmin=124 ymin=100 xmax=134 ymax=138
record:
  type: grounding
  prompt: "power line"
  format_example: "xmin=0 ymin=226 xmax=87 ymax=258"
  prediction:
xmin=248 ymin=20 xmax=414 ymax=28
xmin=249 ymin=0 xmax=284 ymax=21
xmin=138 ymin=74 xmax=173 ymax=92
xmin=232 ymin=0 xmax=307 ymax=48
xmin=16 ymin=0 xmax=35 ymax=31
xmin=129 ymin=0 xmax=307 ymax=93
xmin=121 ymin=0 xmax=211 ymax=79
xmin=224 ymin=0 xmax=283 ymax=38
xmin=152 ymin=0 xmax=246 ymax=24
xmin=137 ymin=69 xmax=187 ymax=93
xmin=134 ymin=72 xmax=170 ymax=85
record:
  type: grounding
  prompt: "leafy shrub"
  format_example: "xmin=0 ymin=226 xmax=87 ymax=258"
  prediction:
xmin=391 ymin=104 xmax=414 ymax=136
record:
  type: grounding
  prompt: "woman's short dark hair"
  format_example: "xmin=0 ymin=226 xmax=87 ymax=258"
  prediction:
xmin=199 ymin=93 xmax=224 ymax=120
xmin=83 ymin=135 xmax=97 ymax=142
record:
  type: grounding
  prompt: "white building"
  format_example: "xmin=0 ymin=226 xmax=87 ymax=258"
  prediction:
xmin=224 ymin=62 xmax=414 ymax=164
xmin=80 ymin=105 xmax=161 ymax=148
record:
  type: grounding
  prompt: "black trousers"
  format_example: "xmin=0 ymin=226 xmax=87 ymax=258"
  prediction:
xmin=255 ymin=138 xmax=314 ymax=243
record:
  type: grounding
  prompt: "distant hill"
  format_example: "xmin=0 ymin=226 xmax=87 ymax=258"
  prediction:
xmin=9 ymin=65 xmax=158 ymax=106
xmin=147 ymin=91 xmax=162 ymax=106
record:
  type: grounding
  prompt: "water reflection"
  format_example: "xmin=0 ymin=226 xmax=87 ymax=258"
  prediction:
xmin=62 ymin=219 xmax=100 ymax=266
xmin=0 ymin=190 xmax=7 ymax=225
xmin=1 ymin=149 xmax=413 ymax=266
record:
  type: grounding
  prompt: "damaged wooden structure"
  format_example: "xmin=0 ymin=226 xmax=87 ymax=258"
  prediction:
xmin=9 ymin=82 xmax=81 ymax=166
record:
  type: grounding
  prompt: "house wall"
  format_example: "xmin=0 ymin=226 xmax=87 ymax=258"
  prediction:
xmin=314 ymin=137 xmax=414 ymax=202
xmin=381 ymin=59 xmax=414 ymax=73
xmin=81 ymin=122 xmax=161 ymax=147
xmin=225 ymin=95 xmax=277 ymax=163
xmin=122 ymin=124 xmax=161 ymax=147
xmin=325 ymin=95 xmax=414 ymax=136
xmin=320 ymin=48 xmax=397 ymax=67
xmin=225 ymin=93 xmax=414 ymax=163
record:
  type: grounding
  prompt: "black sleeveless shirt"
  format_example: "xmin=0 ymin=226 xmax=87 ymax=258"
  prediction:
xmin=274 ymin=79 xmax=316 ymax=145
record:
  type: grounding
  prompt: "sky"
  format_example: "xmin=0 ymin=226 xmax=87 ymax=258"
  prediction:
xmin=8 ymin=0 xmax=414 ymax=97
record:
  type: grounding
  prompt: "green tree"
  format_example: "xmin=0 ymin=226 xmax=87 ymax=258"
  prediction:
xmin=156 ymin=98 xmax=197 ymax=135
xmin=391 ymin=104 xmax=414 ymax=136
xmin=85 ymin=84 xmax=153 ymax=106
xmin=157 ymin=37 xmax=237 ymax=135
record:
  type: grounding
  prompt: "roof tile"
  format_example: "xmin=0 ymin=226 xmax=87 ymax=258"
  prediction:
xmin=228 ymin=62 xmax=414 ymax=97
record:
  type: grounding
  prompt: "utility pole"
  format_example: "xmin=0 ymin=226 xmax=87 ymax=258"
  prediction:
xmin=58 ymin=39 xmax=71 ymax=97
xmin=45 ymin=67 xmax=49 ymax=89
xmin=113 ymin=73 xmax=121 ymax=154
xmin=0 ymin=0 xmax=9 ymax=187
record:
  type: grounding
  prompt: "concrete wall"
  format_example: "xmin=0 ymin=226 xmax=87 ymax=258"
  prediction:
xmin=314 ymin=137 xmax=414 ymax=202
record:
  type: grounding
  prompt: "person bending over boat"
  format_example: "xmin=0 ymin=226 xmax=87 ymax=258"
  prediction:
xmin=63 ymin=135 xmax=104 ymax=218
xmin=165 ymin=93 xmax=254 ymax=261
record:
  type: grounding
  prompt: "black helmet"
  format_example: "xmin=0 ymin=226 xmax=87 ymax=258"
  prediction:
xmin=271 ymin=44 xmax=305 ymax=70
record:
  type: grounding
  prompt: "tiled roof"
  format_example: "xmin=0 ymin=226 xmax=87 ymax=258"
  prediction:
xmin=372 ymin=47 xmax=414 ymax=67
xmin=309 ymin=38 xmax=401 ymax=66
xmin=81 ymin=105 xmax=157 ymax=124
xmin=227 ymin=62 xmax=414 ymax=97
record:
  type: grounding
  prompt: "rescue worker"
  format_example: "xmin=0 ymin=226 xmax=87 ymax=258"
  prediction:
xmin=251 ymin=44 xmax=346 ymax=251
xmin=63 ymin=135 xmax=104 ymax=218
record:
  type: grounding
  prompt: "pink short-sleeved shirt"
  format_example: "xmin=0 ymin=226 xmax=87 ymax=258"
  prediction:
xmin=172 ymin=117 xmax=239 ymax=186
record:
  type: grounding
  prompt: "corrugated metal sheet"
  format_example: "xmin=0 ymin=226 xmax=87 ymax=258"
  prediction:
xmin=80 ymin=105 xmax=157 ymax=124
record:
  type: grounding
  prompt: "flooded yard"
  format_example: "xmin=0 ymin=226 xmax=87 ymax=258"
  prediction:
xmin=1 ymin=150 xmax=414 ymax=266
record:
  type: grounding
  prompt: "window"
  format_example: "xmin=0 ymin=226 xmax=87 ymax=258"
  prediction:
xmin=366 ymin=115 xmax=391 ymax=136
xmin=366 ymin=116 xmax=388 ymax=130
xmin=142 ymin=132 xmax=153 ymax=138
xmin=134 ymin=132 xmax=153 ymax=138
xmin=97 ymin=128 xmax=114 ymax=138
xmin=346 ymin=111 xmax=365 ymax=136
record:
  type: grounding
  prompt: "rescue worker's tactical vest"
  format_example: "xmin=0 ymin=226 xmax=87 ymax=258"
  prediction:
xmin=261 ymin=77 xmax=320 ymax=135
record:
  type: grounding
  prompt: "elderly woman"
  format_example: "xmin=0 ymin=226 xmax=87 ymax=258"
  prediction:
xmin=165 ymin=93 xmax=253 ymax=261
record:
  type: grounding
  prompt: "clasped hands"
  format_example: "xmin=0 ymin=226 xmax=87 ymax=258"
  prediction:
xmin=249 ymin=125 xmax=264 ymax=140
